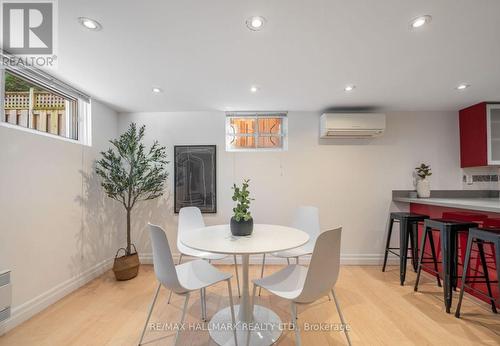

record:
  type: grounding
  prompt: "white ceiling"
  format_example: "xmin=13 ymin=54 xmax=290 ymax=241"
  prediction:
xmin=55 ymin=0 xmax=500 ymax=112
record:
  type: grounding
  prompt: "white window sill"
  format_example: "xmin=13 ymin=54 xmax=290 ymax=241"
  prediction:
xmin=0 ymin=122 xmax=90 ymax=146
xmin=226 ymin=147 xmax=287 ymax=152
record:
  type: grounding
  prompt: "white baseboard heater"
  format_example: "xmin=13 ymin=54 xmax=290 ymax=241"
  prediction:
xmin=0 ymin=270 xmax=11 ymax=325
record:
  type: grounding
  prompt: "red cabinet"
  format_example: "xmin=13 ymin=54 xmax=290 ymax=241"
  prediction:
xmin=459 ymin=102 xmax=500 ymax=167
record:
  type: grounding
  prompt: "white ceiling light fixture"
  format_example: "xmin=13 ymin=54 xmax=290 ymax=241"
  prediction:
xmin=344 ymin=85 xmax=356 ymax=92
xmin=152 ymin=87 xmax=162 ymax=94
xmin=246 ymin=16 xmax=266 ymax=31
xmin=410 ymin=15 xmax=432 ymax=29
xmin=250 ymin=86 xmax=259 ymax=93
xmin=456 ymin=83 xmax=470 ymax=91
xmin=78 ymin=17 xmax=102 ymax=31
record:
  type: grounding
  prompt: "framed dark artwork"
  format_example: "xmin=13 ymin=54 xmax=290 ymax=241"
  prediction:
xmin=174 ymin=145 xmax=217 ymax=213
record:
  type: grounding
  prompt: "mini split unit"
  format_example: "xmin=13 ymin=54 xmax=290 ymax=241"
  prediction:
xmin=320 ymin=113 xmax=386 ymax=139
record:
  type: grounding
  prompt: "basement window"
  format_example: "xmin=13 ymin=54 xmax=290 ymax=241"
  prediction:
xmin=0 ymin=68 xmax=91 ymax=145
xmin=225 ymin=112 xmax=288 ymax=151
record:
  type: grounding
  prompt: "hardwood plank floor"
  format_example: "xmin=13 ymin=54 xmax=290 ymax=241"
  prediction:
xmin=0 ymin=264 xmax=499 ymax=345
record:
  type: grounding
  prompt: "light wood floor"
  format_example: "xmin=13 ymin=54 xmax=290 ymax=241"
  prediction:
xmin=1 ymin=264 xmax=499 ymax=346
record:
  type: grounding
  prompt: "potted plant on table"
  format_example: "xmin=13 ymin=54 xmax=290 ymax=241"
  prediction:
xmin=96 ymin=123 xmax=169 ymax=280
xmin=415 ymin=163 xmax=432 ymax=198
xmin=230 ymin=179 xmax=254 ymax=236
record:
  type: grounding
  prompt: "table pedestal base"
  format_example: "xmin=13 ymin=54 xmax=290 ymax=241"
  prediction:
xmin=208 ymin=304 xmax=283 ymax=346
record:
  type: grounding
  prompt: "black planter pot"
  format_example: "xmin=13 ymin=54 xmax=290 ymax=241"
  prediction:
xmin=230 ymin=217 xmax=254 ymax=236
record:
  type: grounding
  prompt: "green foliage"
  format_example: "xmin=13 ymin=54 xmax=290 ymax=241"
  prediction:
xmin=95 ymin=123 xmax=169 ymax=254
xmin=415 ymin=163 xmax=432 ymax=179
xmin=231 ymin=179 xmax=254 ymax=222
xmin=5 ymin=72 xmax=43 ymax=92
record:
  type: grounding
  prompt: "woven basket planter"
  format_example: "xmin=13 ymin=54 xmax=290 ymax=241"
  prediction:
xmin=113 ymin=245 xmax=140 ymax=281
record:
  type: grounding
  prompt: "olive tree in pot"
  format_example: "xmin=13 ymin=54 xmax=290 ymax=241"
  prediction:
xmin=230 ymin=179 xmax=254 ymax=236
xmin=96 ymin=123 xmax=168 ymax=280
xmin=415 ymin=163 xmax=432 ymax=198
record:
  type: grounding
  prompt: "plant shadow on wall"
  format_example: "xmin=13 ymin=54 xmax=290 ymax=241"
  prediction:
xmin=72 ymin=167 xmax=121 ymax=280
xmin=95 ymin=123 xmax=169 ymax=280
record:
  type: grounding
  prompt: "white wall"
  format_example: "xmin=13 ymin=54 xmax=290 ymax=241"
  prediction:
xmin=117 ymin=111 xmax=463 ymax=261
xmin=0 ymin=101 xmax=120 ymax=332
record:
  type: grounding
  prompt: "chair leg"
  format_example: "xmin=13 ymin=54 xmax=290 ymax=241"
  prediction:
xmin=455 ymin=234 xmax=473 ymax=318
xmin=290 ymin=302 xmax=301 ymax=346
xmin=168 ymin=254 xmax=183 ymax=304
xmin=331 ymin=289 xmax=352 ymax=346
xmin=227 ymin=280 xmax=238 ymax=346
xmin=382 ymin=218 xmax=394 ymax=272
xmin=427 ymin=231 xmax=442 ymax=287
xmin=477 ymin=241 xmax=497 ymax=313
xmin=174 ymin=293 xmax=190 ymax=346
xmin=414 ymin=227 xmax=429 ymax=292
xmin=410 ymin=222 xmax=419 ymax=272
xmin=200 ymin=288 xmax=207 ymax=321
xmin=495 ymin=242 xmax=500 ymax=314
xmin=233 ymin=255 xmax=241 ymax=298
xmin=258 ymin=254 xmax=266 ymax=296
xmin=399 ymin=219 xmax=410 ymax=285
xmin=138 ymin=282 xmax=161 ymax=345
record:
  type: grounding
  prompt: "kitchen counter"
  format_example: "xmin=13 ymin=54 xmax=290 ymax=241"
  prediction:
xmin=393 ymin=196 xmax=500 ymax=213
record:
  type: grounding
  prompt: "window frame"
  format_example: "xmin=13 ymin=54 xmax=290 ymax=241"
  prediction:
xmin=225 ymin=112 xmax=288 ymax=152
xmin=0 ymin=65 xmax=92 ymax=146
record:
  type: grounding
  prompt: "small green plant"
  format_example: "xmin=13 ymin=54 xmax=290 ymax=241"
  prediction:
xmin=415 ymin=163 xmax=432 ymax=179
xmin=231 ymin=179 xmax=254 ymax=222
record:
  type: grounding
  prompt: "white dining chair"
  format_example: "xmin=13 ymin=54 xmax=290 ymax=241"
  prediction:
xmin=250 ymin=228 xmax=351 ymax=346
xmin=139 ymin=224 xmax=237 ymax=346
xmin=259 ymin=206 xmax=320 ymax=296
xmin=168 ymin=207 xmax=241 ymax=304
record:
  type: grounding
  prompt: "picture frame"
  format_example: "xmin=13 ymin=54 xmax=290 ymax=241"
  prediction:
xmin=174 ymin=145 xmax=217 ymax=213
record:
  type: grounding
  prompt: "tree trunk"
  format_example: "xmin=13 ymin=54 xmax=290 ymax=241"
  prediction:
xmin=126 ymin=208 xmax=131 ymax=255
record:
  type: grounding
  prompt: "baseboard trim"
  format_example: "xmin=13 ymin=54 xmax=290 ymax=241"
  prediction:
xmin=0 ymin=258 xmax=113 ymax=335
xmin=139 ymin=253 xmax=398 ymax=266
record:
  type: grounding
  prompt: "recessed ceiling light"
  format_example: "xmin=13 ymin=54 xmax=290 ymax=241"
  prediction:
xmin=410 ymin=15 xmax=432 ymax=29
xmin=250 ymin=86 xmax=259 ymax=93
xmin=152 ymin=87 xmax=162 ymax=94
xmin=344 ymin=85 xmax=356 ymax=92
xmin=456 ymin=83 xmax=470 ymax=90
xmin=246 ymin=16 xmax=266 ymax=31
xmin=78 ymin=17 xmax=102 ymax=31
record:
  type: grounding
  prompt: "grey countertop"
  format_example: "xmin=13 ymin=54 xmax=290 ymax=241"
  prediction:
xmin=393 ymin=196 xmax=500 ymax=213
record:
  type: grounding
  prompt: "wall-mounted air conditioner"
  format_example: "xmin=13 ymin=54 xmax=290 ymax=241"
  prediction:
xmin=320 ymin=113 xmax=386 ymax=138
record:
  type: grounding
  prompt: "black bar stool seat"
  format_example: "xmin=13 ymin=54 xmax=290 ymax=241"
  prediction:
xmin=456 ymin=227 xmax=500 ymax=318
xmin=382 ymin=212 xmax=429 ymax=285
xmin=415 ymin=218 xmax=478 ymax=313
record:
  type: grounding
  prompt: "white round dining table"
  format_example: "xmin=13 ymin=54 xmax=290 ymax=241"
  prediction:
xmin=181 ymin=223 xmax=309 ymax=346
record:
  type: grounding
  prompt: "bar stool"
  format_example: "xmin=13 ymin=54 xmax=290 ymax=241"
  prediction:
xmin=455 ymin=227 xmax=500 ymax=318
xmin=414 ymin=219 xmax=478 ymax=313
xmin=442 ymin=211 xmax=488 ymax=265
xmin=382 ymin=212 xmax=429 ymax=285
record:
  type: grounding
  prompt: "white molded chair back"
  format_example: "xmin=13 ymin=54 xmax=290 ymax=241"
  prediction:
xmin=296 ymin=227 xmax=342 ymax=303
xmin=292 ymin=206 xmax=320 ymax=252
xmin=177 ymin=207 xmax=205 ymax=251
xmin=148 ymin=223 xmax=185 ymax=294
